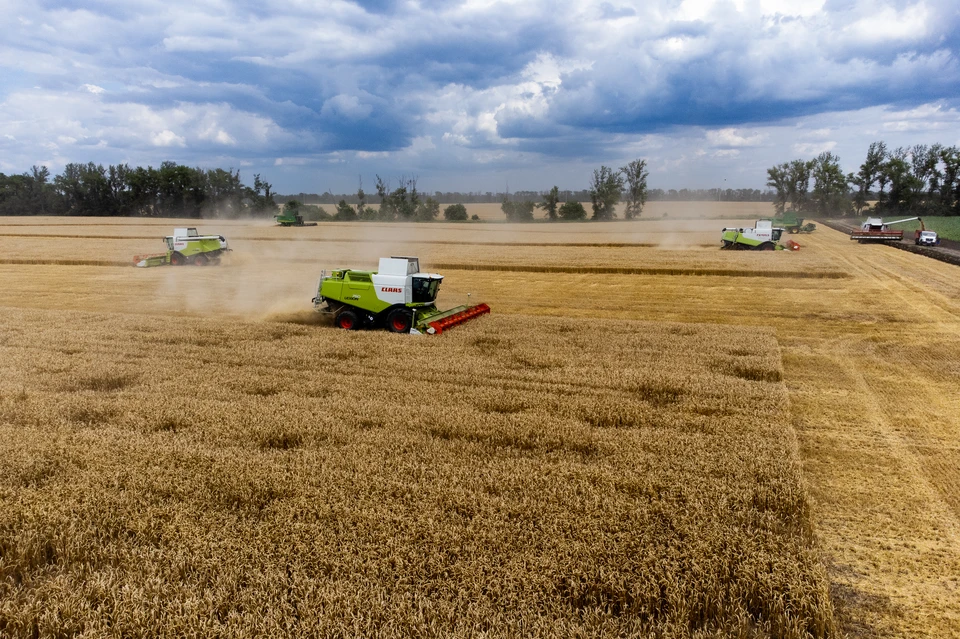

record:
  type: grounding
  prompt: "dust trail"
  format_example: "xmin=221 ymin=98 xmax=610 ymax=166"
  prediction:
xmin=0 ymin=258 xmax=129 ymax=266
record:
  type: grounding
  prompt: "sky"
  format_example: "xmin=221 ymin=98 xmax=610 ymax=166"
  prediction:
xmin=2 ymin=0 xmax=959 ymax=194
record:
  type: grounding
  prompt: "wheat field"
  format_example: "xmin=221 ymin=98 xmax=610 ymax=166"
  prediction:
xmin=1 ymin=208 xmax=959 ymax=637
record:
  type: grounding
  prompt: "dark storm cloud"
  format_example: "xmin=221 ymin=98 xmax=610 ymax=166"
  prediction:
xmin=2 ymin=0 xmax=959 ymax=190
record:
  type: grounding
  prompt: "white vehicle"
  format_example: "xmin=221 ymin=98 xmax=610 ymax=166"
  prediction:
xmin=915 ymin=229 xmax=940 ymax=247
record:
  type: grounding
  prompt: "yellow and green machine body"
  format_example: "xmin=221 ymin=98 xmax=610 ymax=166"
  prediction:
xmin=313 ymin=257 xmax=489 ymax=334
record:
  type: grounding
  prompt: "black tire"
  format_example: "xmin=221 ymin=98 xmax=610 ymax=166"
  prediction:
xmin=335 ymin=309 xmax=360 ymax=330
xmin=760 ymin=242 xmax=775 ymax=251
xmin=194 ymin=253 xmax=209 ymax=266
xmin=386 ymin=308 xmax=412 ymax=333
xmin=170 ymin=252 xmax=185 ymax=266
xmin=789 ymin=227 xmax=799 ymax=234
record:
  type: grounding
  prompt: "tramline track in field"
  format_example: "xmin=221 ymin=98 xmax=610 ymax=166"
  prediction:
xmin=0 ymin=257 xmax=848 ymax=279
xmin=0 ymin=232 xmax=718 ymax=249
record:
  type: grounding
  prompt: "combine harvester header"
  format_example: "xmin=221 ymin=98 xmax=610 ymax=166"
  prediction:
xmin=134 ymin=228 xmax=230 ymax=267
xmin=312 ymin=257 xmax=489 ymax=334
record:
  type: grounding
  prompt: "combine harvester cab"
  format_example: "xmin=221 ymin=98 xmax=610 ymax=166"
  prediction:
xmin=312 ymin=256 xmax=490 ymax=334
xmin=721 ymin=220 xmax=786 ymax=250
xmin=134 ymin=228 xmax=230 ymax=267
xmin=850 ymin=217 xmax=920 ymax=243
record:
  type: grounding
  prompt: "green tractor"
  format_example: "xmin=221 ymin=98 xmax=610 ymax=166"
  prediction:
xmin=312 ymin=257 xmax=490 ymax=334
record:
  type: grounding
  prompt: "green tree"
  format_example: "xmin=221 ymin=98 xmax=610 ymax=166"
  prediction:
xmin=911 ymin=143 xmax=945 ymax=214
xmin=335 ymin=199 xmax=357 ymax=220
xmin=558 ymin=200 xmax=586 ymax=220
xmin=811 ymin=152 xmax=851 ymax=216
xmin=246 ymin=173 xmax=276 ymax=215
xmin=537 ymin=186 xmax=560 ymax=220
xmin=204 ymin=168 xmax=243 ymax=217
xmin=501 ymin=198 xmax=535 ymax=221
xmin=30 ymin=165 xmax=59 ymax=214
xmin=356 ymin=177 xmax=366 ymax=211
xmin=379 ymin=176 xmax=419 ymax=220
xmin=787 ymin=159 xmax=814 ymax=212
xmin=766 ymin=163 xmax=790 ymax=215
xmin=939 ymin=145 xmax=960 ymax=215
xmin=879 ymin=148 xmax=924 ymax=214
xmin=850 ymin=142 xmax=886 ymax=215
xmin=126 ymin=166 xmax=160 ymax=216
xmin=620 ymin=159 xmax=648 ymax=219
xmin=443 ymin=203 xmax=468 ymax=221
xmin=375 ymin=175 xmax=395 ymax=219
xmin=589 ymin=165 xmax=624 ymax=220
xmin=416 ymin=196 xmax=440 ymax=221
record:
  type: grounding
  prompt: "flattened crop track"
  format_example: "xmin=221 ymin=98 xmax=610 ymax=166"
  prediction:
xmin=0 ymin=258 xmax=130 ymax=267
xmin=0 ymin=232 xmax=715 ymax=249
xmin=0 ymin=257 xmax=850 ymax=279
xmin=432 ymin=262 xmax=850 ymax=278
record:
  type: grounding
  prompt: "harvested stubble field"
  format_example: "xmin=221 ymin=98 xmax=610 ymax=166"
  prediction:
xmin=2 ymin=210 xmax=960 ymax=637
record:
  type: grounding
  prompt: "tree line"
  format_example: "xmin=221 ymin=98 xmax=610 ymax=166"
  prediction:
xmin=766 ymin=142 xmax=960 ymax=218
xmin=3 ymin=156 xmax=792 ymax=222
xmin=499 ymin=159 xmax=649 ymax=222
xmin=0 ymin=162 xmax=277 ymax=217
xmin=279 ymin=186 xmax=772 ymax=206
xmin=282 ymin=161 xmax=651 ymax=223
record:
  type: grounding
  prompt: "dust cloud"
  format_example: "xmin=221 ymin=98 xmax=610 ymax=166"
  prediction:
xmin=151 ymin=224 xmax=435 ymax=325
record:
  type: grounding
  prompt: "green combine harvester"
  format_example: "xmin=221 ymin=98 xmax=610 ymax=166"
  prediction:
xmin=721 ymin=220 xmax=787 ymax=250
xmin=312 ymin=257 xmax=490 ymax=334
xmin=774 ymin=211 xmax=816 ymax=234
xmin=133 ymin=228 xmax=230 ymax=266
xmin=274 ymin=210 xmax=318 ymax=227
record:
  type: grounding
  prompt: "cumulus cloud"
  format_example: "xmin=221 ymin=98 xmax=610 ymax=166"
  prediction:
xmin=1 ymin=0 xmax=958 ymax=191
xmin=152 ymin=130 xmax=186 ymax=147
xmin=706 ymin=129 xmax=767 ymax=148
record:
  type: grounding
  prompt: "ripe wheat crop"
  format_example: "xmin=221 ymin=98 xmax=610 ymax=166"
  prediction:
xmin=0 ymin=306 xmax=833 ymax=637
xmin=6 ymin=213 xmax=959 ymax=636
